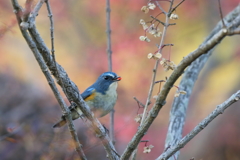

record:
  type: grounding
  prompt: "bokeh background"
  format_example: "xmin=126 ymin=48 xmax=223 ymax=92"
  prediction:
xmin=0 ymin=0 xmax=240 ymax=159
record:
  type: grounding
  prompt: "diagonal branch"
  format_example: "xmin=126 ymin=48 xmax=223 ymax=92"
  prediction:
xmin=121 ymin=6 xmax=240 ymax=160
xmin=11 ymin=0 xmax=119 ymax=159
xmin=157 ymin=90 xmax=240 ymax=160
xmin=10 ymin=0 xmax=87 ymax=159
xmin=164 ymin=5 xmax=240 ymax=160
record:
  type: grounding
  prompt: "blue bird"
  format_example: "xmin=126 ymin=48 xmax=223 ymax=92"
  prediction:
xmin=53 ymin=72 xmax=121 ymax=128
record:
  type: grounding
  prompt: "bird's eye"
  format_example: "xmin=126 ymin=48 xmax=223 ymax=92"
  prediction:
xmin=104 ymin=76 xmax=109 ymax=80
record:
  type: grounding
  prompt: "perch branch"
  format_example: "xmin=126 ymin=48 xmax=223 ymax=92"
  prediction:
xmin=11 ymin=1 xmax=87 ymax=159
xmin=11 ymin=0 xmax=119 ymax=159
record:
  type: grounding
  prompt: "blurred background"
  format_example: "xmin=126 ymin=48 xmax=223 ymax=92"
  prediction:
xmin=0 ymin=0 xmax=240 ymax=159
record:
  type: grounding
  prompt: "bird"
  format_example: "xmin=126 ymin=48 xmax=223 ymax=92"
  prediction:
xmin=53 ymin=71 xmax=121 ymax=128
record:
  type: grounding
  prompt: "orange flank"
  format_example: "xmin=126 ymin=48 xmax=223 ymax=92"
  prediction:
xmin=84 ymin=91 xmax=96 ymax=101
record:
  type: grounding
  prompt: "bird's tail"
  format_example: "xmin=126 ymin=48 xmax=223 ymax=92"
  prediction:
xmin=52 ymin=118 xmax=67 ymax=128
xmin=53 ymin=106 xmax=82 ymax=128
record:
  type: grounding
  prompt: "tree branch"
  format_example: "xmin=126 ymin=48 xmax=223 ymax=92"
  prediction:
xmin=10 ymin=1 xmax=87 ymax=159
xmin=106 ymin=0 xmax=115 ymax=144
xmin=121 ymin=5 xmax=240 ymax=159
xmin=128 ymin=1 xmax=177 ymax=159
xmin=11 ymin=0 xmax=119 ymax=159
xmin=157 ymin=90 xmax=240 ymax=160
xmin=164 ymin=5 xmax=240 ymax=160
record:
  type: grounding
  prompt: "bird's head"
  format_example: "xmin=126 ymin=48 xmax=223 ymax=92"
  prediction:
xmin=94 ymin=72 xmax=121 ymax=94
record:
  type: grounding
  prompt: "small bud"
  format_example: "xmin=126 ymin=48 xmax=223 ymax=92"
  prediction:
xmin=170 ymin=13 xmax=179 ymax=20
xmin=160 ymin=58 xmax=167 ymax=65
xmin=148 ymin=3 xmax=156 ymax=10
xmin=140 ymin=19 xmax=145 ymax=25
xmin=145 ymin=37 xmax=150 ymax=42
xmin=154 ymin=31 xmax=162 ymax=37
xmin=139 ymin=36 xmax=146 ymax=41
xmin=143 ymin=145 xmax=154 ymax=153
xmin=174 ymin=92 xmax=180 ymax=97
xmin=141 ymin=6 xmax=149 ymax=13
xmin=148 ymin=53 xmax=154 ymax=59
xmin=139 ymin=36 xmax=150 ymax=42
xmin=135 ymin=114 xmax=143 ymax=123
xmin=142 ymin=24 xmax=149 ymax=30
xmin=154 ymin=52 xmax=162 ymax=59
xmin=175 ymin=90 xmax=187 ymax=97
xmin=179 ymin=90 xmax=187 ymax=95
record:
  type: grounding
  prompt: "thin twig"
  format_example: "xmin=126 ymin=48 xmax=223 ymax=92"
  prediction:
xmin=106 ymin=0 xmax=112 ymax=72
xmin=121 ymin=9 xmax=240 ymax=159
xmin=150 ymin=15 xmax=166 ymax=26
xmin=227 ymin=28 xmax=240 ymax=35
xmin=129 ymin=2 xmax=175 ymax=159
xmin=169 ymin=0 xmax=185 ymax=16
xmin=106 ymin=0 xmax=115 ymax=144
xmin=157 ymin=90 xmax=240 ymax=160
xmin=11 ymin=1 xmax=87 ymax=159
xmin=155 ymin=1 xmax=166 ymax=15
xmin=218 ymin=0 xmax=226 ymax=28
xmin=133 ymin=97 xmax=145 ymax=108
xmin=12 ymin=0 xmax=119 ymax=159
xmin=45 ymin=0 xmax=87 ymax=159
xmin=163 ymin=6 xmax=240 ymax=160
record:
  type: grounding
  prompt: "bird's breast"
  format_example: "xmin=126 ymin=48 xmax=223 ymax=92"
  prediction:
xmin=87 ymin=82 xmax=118 ymax=117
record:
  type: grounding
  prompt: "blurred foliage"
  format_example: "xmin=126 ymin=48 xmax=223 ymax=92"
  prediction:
xmin=0 ymin=0 xmax=240 ymax=159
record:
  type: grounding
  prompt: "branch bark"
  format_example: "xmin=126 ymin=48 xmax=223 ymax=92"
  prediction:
xmin=164 ymin=5 xmax=240 ymax=160
xmin=157 ymin=90 xmax=240 ymax=160
xmin=11 ymin=1 xmax=87 ymax=159
xmin=121 ymin=5 xmax=240 ymax=160
xmin=106 ymin=0 xmax=115 ymax=144
xmin=11 ymin=0 xmax=119 ymax=159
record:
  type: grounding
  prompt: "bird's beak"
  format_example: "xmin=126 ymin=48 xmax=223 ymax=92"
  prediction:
xmin=114 ymin=76 xmax=121 ymax=81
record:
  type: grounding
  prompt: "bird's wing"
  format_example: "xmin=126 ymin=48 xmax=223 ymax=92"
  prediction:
xmin=81 ymin=87 xmax=96 ymax=101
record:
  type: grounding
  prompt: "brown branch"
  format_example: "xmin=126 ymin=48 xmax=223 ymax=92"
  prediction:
xmin=218 ymin=0 xmax=226 ymax=28
xmin=169 ymin=0 xmax=185 ymax=16
xmin=121 ymin=7 xmax=240 ymax=159
xmin=45 ymin=0 xmax=87 ymax=159
xmin=11 ymin=0 xmax=119 ymax=159
xmin=11 ymin=1 xmax=87 ymax=159
xmin=155 ymin=1 xmax=166 ymax=14
xmin=157 ymin=90 xmax=240 ymax=160
xmin=106 ymin=0 xmax=115 ymax=144
xmin=129 ymin=1 xmax=176 ymax=159
xmin=133 ymin=97 xmax=145 ymax=108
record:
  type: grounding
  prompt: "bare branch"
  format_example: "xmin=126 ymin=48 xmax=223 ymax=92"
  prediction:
xmin=11 ymin=0 xmax=119 ymax=159
xmin=155 ymin=1 xmax=166 ymax=15
xmin=227 ymin=28 xmax=240 ymax=35
xmin=127 ymin=1 xmax=175 ymax=159
xmin=169 ymin=0 xmax=185 ymax=16
xmin=11 ymin=1 xmax=87 ymax=159
xmin=45 ymin=0 xmax=87 ymax=159
xmin=133 ymin=97 xmax=145 ymax=108
xmin=164 ymin=5 xmax=240 ymax=160
xmin=29 ymin=17 xmax=119 ymax=160
xmin=157 ymin=90 xmax=240 ymax=160
xmin=121 ymin=6 xmax=240 ymax=159
xmin=106 ymin=0 xmax=115 ymax=144
xmin=106 ymin=0 xmax=112 ymax=72
xmin=218 ymin=0 xmax=226 ymax=28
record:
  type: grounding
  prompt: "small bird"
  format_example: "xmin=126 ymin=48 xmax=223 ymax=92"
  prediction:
xmin=53 ymin=72 xmax=121 ymax=128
